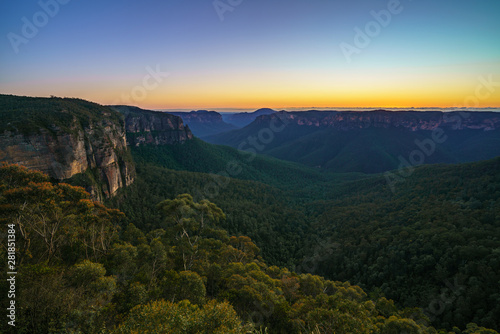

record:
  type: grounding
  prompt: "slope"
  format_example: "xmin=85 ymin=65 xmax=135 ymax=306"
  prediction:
xmin=129 ymin=137 xmax=340 ymax=190
xmin=305 ymin=157 xmax=500 ymax=330
xmin=109 ymin=130 xmax=500 ymax=330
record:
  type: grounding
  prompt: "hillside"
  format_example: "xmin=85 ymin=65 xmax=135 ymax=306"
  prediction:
xmin=109 ymin=142 xmax=500 ymax=330
xmin=116 ymin=138 xmax=346 ymax=266
xmin=306 ymin=157 xmax=500 ymax=330
xmin=129 ymin=137 xmax=338 ymax=190
xmin=205 ymin=110 xmax=500 ymax=173
xmin=0 ymin=164 xmax=458 ymax=334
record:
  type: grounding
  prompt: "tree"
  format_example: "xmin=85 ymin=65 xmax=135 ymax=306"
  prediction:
xmin=161 ymin=270 xmax=206 ymax=305
xmin=156 ymin=194 xmax=225 ymax=270
xmin=0 ymin=164 xmax=123 ymax=265
xmin=65 ymin=260 xmax=117 ymax=333
xmin=113 ymin=299 xmax=248 ymax=334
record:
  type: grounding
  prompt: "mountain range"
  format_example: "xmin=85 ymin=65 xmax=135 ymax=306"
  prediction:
xmin=205 ymin=110 xmax=500 ymax=173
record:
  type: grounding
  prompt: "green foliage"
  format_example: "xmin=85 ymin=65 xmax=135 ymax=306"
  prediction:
xmin=161 ymin=270 xmax=206 ymax=305
xmin=0 ymin=94 xmax=123 ymax=136
xmin=2 ymin=154 xmax=500 ymax=333
xmin=0 ymin=164 xmax=124 ymax=265
xmin=310 ymin=158 xmax=500 ymax=330
xmin=107 ymin=139 xmax=500 ymax=331
xmin=113 ymin=299 xmax=248 ymax=334
xmin=107 ymin=163 xmax=313 ymax=267
xmin=380 ymin=316 xmax=424 ymax=334
xmin=157 ymin=193 xmax=227 ymax=271
xmin=0 ymin=165 xmax=120 ymax=333
xmin=463 ymin=323 xmax=500 ymax=334
xmin=130 ymin=137 xmax=333 ymax=190
xmin=69 ymin=260 xmax=107 ymax=286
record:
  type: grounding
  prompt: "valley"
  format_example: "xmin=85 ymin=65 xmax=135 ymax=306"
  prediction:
xmin=1 ymin=95 xmax=499 ymax=333
xmin=2 ymin=1 xmax=499 ymax=333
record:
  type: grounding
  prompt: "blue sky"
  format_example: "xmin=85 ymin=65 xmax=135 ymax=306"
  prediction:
xmin=1 ymin=0 xmax=499 ymax=109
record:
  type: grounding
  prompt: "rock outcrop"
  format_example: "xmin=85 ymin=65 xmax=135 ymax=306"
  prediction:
xmin=0 ymin=95 xmax=135 ymax=200
xmin=111 ymin=105 xmax=193 ymax=146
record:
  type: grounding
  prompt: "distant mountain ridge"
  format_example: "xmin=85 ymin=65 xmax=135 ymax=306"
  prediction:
xmin=256 ymin=109 xmax=500 ymax=130
xmin=204 ymin=110 xmax=500 ymax=173
xmin=168 ymin=110 xmax=236 ymax=137
xmin=222 ymin=108 xmax=276 ymax=128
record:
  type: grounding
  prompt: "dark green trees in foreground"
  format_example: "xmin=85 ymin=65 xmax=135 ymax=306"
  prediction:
xmin=1 ymin=164 xmax=498 ymax=333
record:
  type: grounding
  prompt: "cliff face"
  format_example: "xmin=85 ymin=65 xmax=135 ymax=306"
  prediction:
xmin=111 ymin=106 xmax=193 ymax=146
xmin=258 ymin=110 xmax=500 ymax=131
xmin=0 ymin=95 xmax=135 ymax=200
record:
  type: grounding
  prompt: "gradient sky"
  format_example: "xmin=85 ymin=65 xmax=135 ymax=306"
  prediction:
xmin=1 ymin=0 xmax=499 ymax=109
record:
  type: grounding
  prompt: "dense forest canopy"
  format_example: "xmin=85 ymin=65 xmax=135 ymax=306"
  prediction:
xmin=4 ymin=164 xmax=488 ymax=333
xmin=103 ymin=140 xmax=500 ymax=332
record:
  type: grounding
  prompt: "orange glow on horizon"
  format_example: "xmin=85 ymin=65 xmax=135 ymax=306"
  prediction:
xmin=3 ymin=62 xmax=499 ymax=111
xmin=95 ymin=63 xmax=500 ymax=110
xmin=99 ymin=92 xmax=500 ymax=111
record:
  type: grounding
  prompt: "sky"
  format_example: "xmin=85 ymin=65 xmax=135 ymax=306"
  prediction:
xmin=1 ymin=0 xmax=499 ymax=110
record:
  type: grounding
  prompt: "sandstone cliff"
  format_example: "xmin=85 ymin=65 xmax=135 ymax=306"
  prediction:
xmin=111 ymin=105 xmax=193 ymax=145
xmin=0 ymin=95 xmax=135 ymax=200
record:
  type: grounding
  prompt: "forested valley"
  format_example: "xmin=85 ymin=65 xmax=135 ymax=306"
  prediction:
xmin=1 ymin=96 xmax=499 ymax=333
xmin=102 ymin=142 xmax=500 ymax=332
xmin=2 ymin=153 xmax=500 ymax=333
xmin=2 ymin=163 xmax=471 ymax=334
